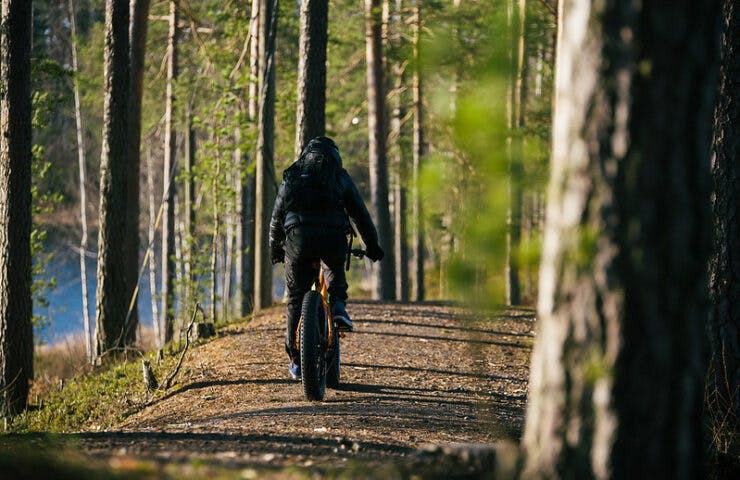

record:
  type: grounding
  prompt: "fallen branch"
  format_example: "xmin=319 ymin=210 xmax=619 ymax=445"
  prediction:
xmin=159 ymin=302 xmax=205 ymax=391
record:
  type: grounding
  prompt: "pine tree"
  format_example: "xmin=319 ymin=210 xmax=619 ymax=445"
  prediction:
xmin=95 ymin=0 xmax=131 ymax=357
xmin=294 ymin=0 xmax=328 ymax=156
xmin=522 ymin=0 xmax=721 ymax=477
xmin=707 ymin=0 xmax=740 ymax=468
xmin=0 ymin=0 xmax=33 ymax=416
xmin=365 ymin=0 xmax=395 ymax=300
xmin=254 ymin=0 xmax=277 ymax=311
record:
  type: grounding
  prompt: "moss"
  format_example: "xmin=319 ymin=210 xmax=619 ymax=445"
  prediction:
xmin=11 ymin=352 xmax=179 ymax=434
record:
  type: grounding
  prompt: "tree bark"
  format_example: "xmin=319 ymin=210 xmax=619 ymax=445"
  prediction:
xmin=184 ymin=110 xmax=195 ymax=313
xmin=145 ymin=145 xmax=160 ymax=347
xmin=253 ymin=0 xmax=277 ymax=311
xmin=365 ymin=0 xmax=396 ymax=300
xmin=95 ymin=0 xmax=131 ymax=358
xmin=0 ymin=0 xmax=33 ymax=416
xmin=411 ymin=0 xmax=424 ymax=302
xmin=68 ymin=0 xmax=93 ymax=364
xmin=294 ymin=0 xmax=328 ymax=157
xmin=389 ymin=0 xmax=408 ymax=302
xmin=505 ymin=0 xmax=525 ymax=306
xmin=236 ymin=0 xmax=259 ymax=317
xmin=162 ymin=0 xmax=178 ymax=342
xmin=124 ymin=0 xmax=151 ymax=345
xmin=392 ymin=67 xmax=409 ymax=302
xmin=522 ymin=0 xmax=721 ymax=478
xmin=707 ymin=0 xmax=740 ymax=467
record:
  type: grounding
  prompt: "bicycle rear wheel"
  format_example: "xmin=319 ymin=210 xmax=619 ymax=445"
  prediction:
xmin=300 ymin=291 xmax=326 ymax=400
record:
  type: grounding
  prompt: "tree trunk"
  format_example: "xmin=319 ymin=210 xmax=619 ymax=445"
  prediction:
xmin=223 ymin=168 xmax=233 ymax=320
xmin=505 ymin=0 xmax=524 ymax=306
xmin=68 ymin=0 xmax=93 ymax=364
xmin=211 ymin=154 xmax=220 ymax=323
xmin=365 ymin=0 xmax=396 ymax=300
xmin=125 ymin=0 xmax=150 ymax=346
xmin=95 ymin=0 xmax=131 ymax=358
xmin=162 ymin=0 xmax=178 ymax=342
xmin=253 ymin=0 xmax=277 ymax=311
xmin=389 ymin=0 xmax=408 ymax=302
xmin=707 ymin=0 xmax=740 ymax=467
xmin=184 ymin=110 xmax=195 ymax=312
xmin=0 ymin=0 xmax=33 ymax=416
xmin=392 ymin=69 xmax=409 ymax=302
xmin=145 ymin=144 xmax=160 ymax=347
xmin=411 ymin=0 xmax=424 ymax=302
xmin=522 ymin=0 xmax=721 ymax=478
xmin=294 ymin=0 xmax=328 ymax=157
xmin=236 ymin=0 xmax=259 ymax=317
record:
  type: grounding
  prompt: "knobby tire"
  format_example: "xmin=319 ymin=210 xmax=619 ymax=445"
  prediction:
xmin=300 ymin=291 xmax=326 ymax=400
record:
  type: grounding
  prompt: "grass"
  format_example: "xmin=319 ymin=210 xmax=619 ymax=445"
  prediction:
xmin=12 ymin=346 xmax=179 ymax=433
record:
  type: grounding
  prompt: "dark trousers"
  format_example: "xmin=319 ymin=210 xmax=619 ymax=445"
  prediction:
xmin=284 ymin=225 xmax=348 ymax=361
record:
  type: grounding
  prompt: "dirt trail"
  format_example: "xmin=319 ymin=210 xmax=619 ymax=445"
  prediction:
xmin=79 ymin=301 xmax=534 ymax=470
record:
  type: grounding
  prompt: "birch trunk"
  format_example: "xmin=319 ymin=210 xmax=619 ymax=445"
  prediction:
xmin=162 ymin=0 xmax=178 ymax=342
xmin=68 ymin=0 xmax=92 ymax=364
xmin=146 ymin=145 xmax=160 ymax=347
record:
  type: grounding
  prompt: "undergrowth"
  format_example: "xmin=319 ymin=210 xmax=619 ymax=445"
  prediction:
xmin=11 ymin=349 xmax=179 ymax=433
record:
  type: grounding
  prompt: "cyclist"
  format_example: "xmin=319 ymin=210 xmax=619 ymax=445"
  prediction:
xmin=269 ymin=136 xmax=384 ymax=379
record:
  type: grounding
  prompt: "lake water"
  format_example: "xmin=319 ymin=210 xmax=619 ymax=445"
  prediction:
xmin=37 ymin=245 xmax=288 ymax=345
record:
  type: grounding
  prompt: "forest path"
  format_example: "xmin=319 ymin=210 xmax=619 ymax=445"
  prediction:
xmin=79 ymin=302 xmax=534 ymax=471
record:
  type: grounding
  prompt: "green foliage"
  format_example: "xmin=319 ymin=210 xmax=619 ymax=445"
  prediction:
xmin=30 ymin=56 xmax=68 ymax=339
xmin=11 ymin=352 xmax=177 ymax=433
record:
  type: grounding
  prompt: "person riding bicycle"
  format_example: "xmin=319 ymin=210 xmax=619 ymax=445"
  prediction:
xmin=269 ymin=136 xmax=384 ymax=379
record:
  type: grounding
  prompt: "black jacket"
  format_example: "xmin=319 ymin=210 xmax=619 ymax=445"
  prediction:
xmin=269 ymin=169 xmax=379 ymax=256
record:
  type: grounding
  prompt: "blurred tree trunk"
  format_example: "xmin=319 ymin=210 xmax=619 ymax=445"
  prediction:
xmin=184 ymin=110 xmax=195 ymax=313
xmin=411 ymin=0 xmax=424 ymax=302
xmin=386 ymin=0 xmax=409 ymax=302
xmin=392 ymin=67 xmax=409 ymax=302
xmin=68 ymin=0 xmax=93 ymax=364
xmin=522 ymin=0 xmax=721 ymax=478
xmin=707 ymin=0 xmax=739 ymax=469
xmin=254 ymin=0 xmax=277 ymax=311
xmin=0 ymin=0 xmax=33 ymax=416
xmin=145 ymin=144 xmax=160 ymax=347
xmin=365 ymin=0 xmax=396 ymax=300
xmin=211 ymin=147 xmax=220 ymax=323
xmin=505 ymin=0 xmax=524 ymax=306
xmin=162 ymin=0 xmax=178 ymax=342
xmin=95 ymin=0 xmax=131 ymax=358
xmin=236 ymin=0 xmax=258 ymax=317
xmin=294 ymin=0 xmax=327 ymax=156
xmin=124 ymin=0 xmax=150 ymax=345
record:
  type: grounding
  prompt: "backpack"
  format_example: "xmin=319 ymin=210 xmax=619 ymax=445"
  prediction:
xmin=283 ymin=140 xmax=342 ymax=213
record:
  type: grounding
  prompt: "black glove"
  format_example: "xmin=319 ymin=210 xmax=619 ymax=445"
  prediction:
xmin=271 ymin=246 xmax=285 ymax=265
xmin=365 ymin=244 xmax=384 ymax=262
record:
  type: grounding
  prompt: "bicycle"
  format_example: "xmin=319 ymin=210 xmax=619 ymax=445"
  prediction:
xmin=296 ymin=247 xmax=366 ymax=400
